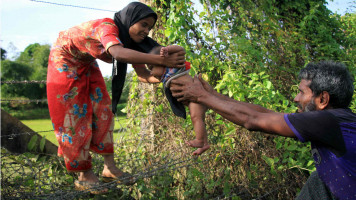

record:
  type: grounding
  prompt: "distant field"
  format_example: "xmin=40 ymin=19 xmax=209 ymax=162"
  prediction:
xmin=21 ymin=116 xmax=130 ymax=146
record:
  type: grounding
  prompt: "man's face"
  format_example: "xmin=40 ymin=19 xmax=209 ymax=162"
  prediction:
xmin=294 ymin=79 xmax=317 ymax=113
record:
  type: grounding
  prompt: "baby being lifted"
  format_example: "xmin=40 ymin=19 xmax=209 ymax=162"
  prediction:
xmin=149 ymin=45 xmax=210 ymax=155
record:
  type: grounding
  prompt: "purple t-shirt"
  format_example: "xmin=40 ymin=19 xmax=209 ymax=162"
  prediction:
xmin=284 ymin=108 xmax=356 ymax=200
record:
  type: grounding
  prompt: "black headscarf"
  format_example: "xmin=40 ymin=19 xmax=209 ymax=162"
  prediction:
xmin=112 ymin=2 xmax=160 ymax=114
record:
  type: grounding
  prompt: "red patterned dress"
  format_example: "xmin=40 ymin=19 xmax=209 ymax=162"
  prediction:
xmin=47 ymin=18 xmax=121 ymax=171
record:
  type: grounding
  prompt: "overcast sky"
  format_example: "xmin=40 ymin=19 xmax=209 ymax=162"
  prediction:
xmin=0 ymin=0 xmax=353 ymax=77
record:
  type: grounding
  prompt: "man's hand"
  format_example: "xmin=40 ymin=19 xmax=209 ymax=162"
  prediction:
xmin=197 ymin=74 xmax=215 ymax=94
xmin=170 ymin=74 xmax=209 ymax=103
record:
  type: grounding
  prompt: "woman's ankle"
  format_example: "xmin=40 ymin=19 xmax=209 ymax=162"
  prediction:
xmin=78 ymin=170 xmax=99 ymax=182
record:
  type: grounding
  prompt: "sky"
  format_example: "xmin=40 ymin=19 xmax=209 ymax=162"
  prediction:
xmin=0 ymin=0 xmax=354 ymax=77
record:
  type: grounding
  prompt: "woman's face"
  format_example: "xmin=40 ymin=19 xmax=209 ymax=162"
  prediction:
xmin=129 ymin=16 xmax=155 ymax=43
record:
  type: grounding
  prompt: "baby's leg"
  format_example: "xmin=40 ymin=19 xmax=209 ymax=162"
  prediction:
xmin=187 ymin=102 xmax=206 ymax=147
xmin=160 ymin=45 xmax=184 ymax=57
xmin=187 ymin=102 xmax=210 ymax=155
xmin=170 ymin=74 xmax=210 ymax=155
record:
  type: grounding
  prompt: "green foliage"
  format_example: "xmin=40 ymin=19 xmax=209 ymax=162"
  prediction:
xmin=124 ymin=0 xmax=356 ymax=199
xmin=16 ymin=43 xmax=50 ymax=81
xmin=1 ymin=59 xmax=33 ymax=81
xmin=2 ymin=0 xmax=355 ymax=199
xmin=27 ymin=135 xmax=38 ymax=151
xmin=1 ymin=148 xmax=73 ymax=198
xmin=1 ymin=43 xmax=50 ymax=102
xmin=1 ymin=60 xmax=34 ymax=98
xmin=1 ymin=48 xmax=7 ymax=60
xmin=1 ymin=44 xmax=50 ymax=115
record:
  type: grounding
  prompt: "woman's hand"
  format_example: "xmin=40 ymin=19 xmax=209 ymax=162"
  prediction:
xmin=162 ymin=50 xmax=186 ymax=68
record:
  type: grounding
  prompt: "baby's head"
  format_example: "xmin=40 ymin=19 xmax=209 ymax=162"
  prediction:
xmin=148 ymin=46 xmax=166 ymax=78
xmin=147 ymin=46 xmax=163 ymax=70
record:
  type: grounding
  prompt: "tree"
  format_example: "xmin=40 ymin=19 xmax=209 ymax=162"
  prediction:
xmin=1 ymin=48 xmax=7 ymax=60
xmin=1 ymin=60 xmax=33 ymax=98
xmin=1 ymin=43 xmax=50 ymax=101
xmin=16 ymin=43 xmax=50 ymax=81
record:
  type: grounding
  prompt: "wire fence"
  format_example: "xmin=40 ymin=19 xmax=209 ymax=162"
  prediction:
xmin=1 ymin=78 xmax=295 ymax=199
xmin=29 ymin=0 xmax=117 ymax=13
xmin=1 ymin=78 xmax=217 ymax=199
xmin=1 ymin=142 xmax=218 ymax=200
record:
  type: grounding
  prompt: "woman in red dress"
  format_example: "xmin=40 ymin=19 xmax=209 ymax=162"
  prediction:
xmin=47 ymin=2 xmax=185 ymax=193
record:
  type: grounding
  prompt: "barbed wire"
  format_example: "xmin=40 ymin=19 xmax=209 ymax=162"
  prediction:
xmin=2 ymin=140 xmax=285 ymax=200
xmin=1 ymin=80 xmax=47 ymax=84
xmin=29 ymin=0 xmax=117 ymax=13
xmin=0 ymin=99 xmax=226 ymax=199
xmin=0 ymin=79 xmax=160 ymax=105
xmin=1 ymin=80 xmax=294 ymax=199
xmin=1 ymin=99 xmax=48 ymax=103
xmin=0 ymin=88 xmax=162 ymax=104
xmin=1 ymin=144 xmax=227 ymax=200
xmin=0 ymin=112 xmax=154 ymax=139
xmin=0 ymin=79 xmax=145 ymax=84
xmin=1 ymin=134 xmax=286 ymax=199
xmin=1 ymin=129 xmax=218 ymax=199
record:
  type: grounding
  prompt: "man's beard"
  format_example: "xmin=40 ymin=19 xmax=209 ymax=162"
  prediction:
xmin=298 ymin=98 xmax=317 ymax=112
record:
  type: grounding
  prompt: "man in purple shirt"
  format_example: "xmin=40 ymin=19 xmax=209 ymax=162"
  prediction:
xmin=170 ymin=61 xmax=355 ymax=200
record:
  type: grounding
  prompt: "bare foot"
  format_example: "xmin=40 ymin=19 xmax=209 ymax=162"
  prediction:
xmin=192 ymin=143 xmax=210 ymax=156
xmin=76 ymin=170 xmax=108 ymax=194
xmin=78 ymin=169 xmax=100 ymax=183
xmin=160 ymin=47 xmax=169 ymax=57
xmin=186 ymin=139 xmax=205 ymax=148
xmin=102 ymin=166 xmax=136 ymax=185
xmin=102 ymin=166 xmax=126 ymax=178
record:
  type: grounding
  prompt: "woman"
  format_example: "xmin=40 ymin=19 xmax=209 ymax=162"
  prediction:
xmin=47 ymin=2 xmax=185 ymax=193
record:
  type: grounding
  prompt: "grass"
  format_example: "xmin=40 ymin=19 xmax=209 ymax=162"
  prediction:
xmin=21 ymin=116 xmax=130 ymax=146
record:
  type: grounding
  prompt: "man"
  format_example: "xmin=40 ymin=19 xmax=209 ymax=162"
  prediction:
xmin=170 ymin=61 xmax=355 ymax=200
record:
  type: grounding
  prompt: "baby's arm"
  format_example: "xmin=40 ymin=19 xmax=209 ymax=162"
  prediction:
xmin=134 ymin=65 xmax=160 ymax=83
xmin=160 ymin=45 xmax=185 ymax=57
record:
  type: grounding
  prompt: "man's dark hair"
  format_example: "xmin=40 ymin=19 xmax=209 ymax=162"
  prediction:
xmin=298 ymin=61 xmax=354 ymax=108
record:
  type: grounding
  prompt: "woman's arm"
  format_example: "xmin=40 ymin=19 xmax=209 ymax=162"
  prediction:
xmin=108 ymin=44 xmax=185 ymax=68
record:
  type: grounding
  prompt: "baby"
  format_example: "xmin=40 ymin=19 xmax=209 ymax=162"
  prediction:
xmin=149 ymin=45 xmax=210 ymax=155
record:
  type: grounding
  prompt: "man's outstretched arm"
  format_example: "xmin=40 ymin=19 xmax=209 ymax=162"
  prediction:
xmin=170 ymin=74 xmax=295 ymax=137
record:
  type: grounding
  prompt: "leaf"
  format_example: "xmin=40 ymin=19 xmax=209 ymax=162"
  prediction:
xmin=265 ymin=81 xmax=272 ymax=89
xmin=262 ymin=155 xmax=275 ymax=166
xmin=307 ymin=160 xmax=314 ymax=167
xmin=223 ymin=181 xmax=231 ymax=196
xmin=287 ymin=144 xmax=297 ymax=151
xmin=120 ymin=107 xmax=127 ymax=113
xmin=276 ymin=141 xmax=282 ymax=149
xmin=40 ymin=136 xmax=46 ymax=152
xmin=27 ymin=135 xmax=38 ymax=151
xmin=199 ymin=11 xmax=206 ymax=18
xmin=155 ymin=104 xmax=163 ymax=112
xmin=283 ymin=100 xmax=289 ymax=107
